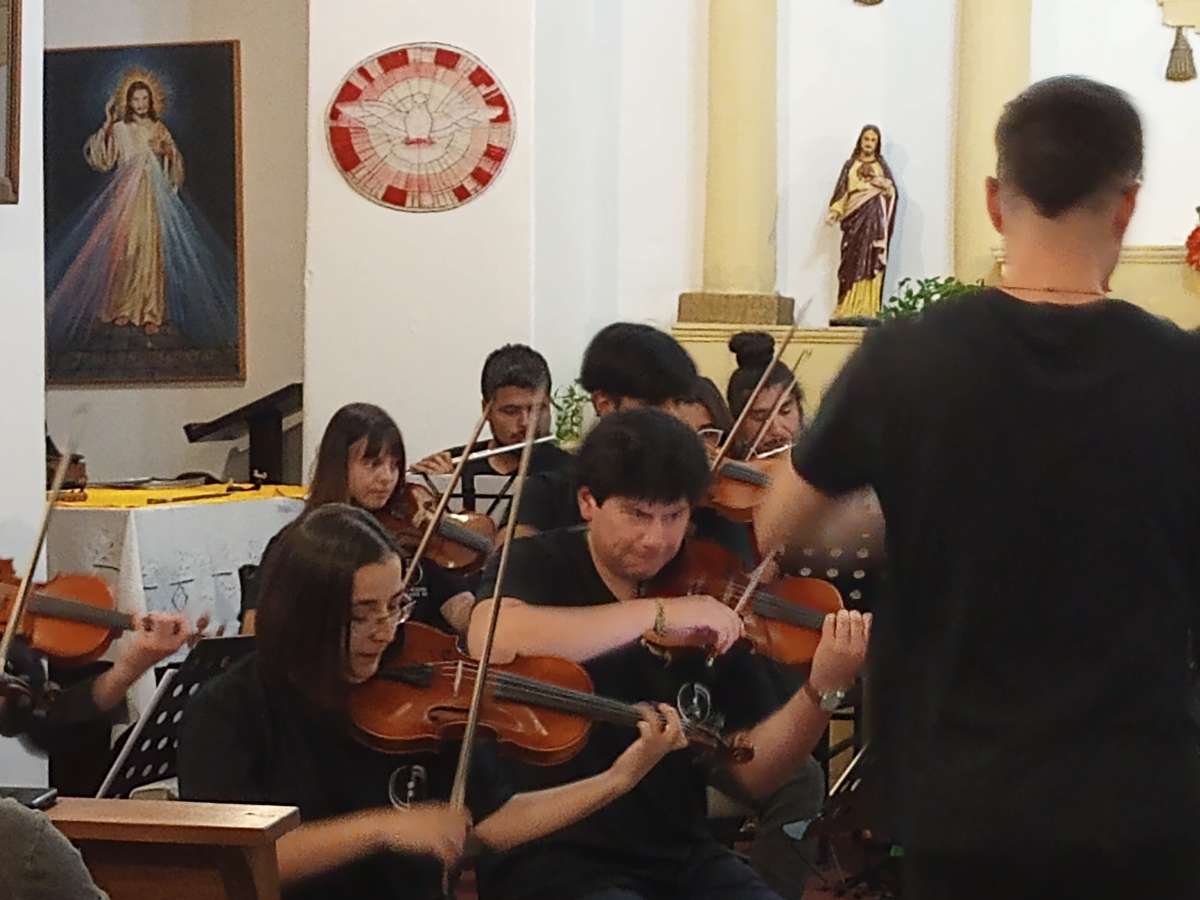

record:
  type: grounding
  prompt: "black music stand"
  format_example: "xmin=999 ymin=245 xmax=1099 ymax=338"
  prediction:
xmin=810 ymin=744 xmax=901 ymax=898
xmin=96 ymin=636 xmax=254 ymax=799
xmin=184 ymin=383 xmax=302 ymax=484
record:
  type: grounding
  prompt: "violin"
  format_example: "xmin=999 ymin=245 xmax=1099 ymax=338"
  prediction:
xmin=705 ymin=454 xmax=789 ymax=524
xmin=349 ymin=622 xmax=753 ymax=766
xmin=377 ymin=483 xmax=497 ymax=572
xmin=643 ymin=539 xmax=843 ymax=667
xmin=0 ymin=558 xmax=134 ymax=667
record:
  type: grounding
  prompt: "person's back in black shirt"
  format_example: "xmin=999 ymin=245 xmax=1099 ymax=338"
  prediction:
xmin=475 ymin=527 xmax=779 ymax=900
xmin=791 ymin=289 xmax=1200 ymax=854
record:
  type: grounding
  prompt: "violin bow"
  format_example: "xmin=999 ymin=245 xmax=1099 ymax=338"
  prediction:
xmin=744 ymin=354 xmax=805 ymax=460
xmin=440 ymin=395 xmax=543 ymax=895
xmin=711 ymin=325 xmax=796 ymax=476
xmin=0 ymin=449 xmax=73 ymax=676
xmin=395 ymin=403 xmax=493 ymax=600
xmin=447 ymin=395 xmax=542 ymax=809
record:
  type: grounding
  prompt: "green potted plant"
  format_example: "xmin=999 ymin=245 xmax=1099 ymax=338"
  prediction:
xmin=552 ymin=383 xmax=590 ymax=449
xmin=880 ymin=275 xmax=982 ymax=320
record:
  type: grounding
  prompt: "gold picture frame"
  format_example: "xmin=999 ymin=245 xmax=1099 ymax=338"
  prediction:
xmin=0 ymin=0 xmax=20 ymax=203
xmin=44 ymin=40 xmax=245 ymax=384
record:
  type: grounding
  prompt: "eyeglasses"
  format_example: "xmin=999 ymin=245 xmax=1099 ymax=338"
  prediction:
xmin=696 ymin=427 xmax=725 ymax=448
xmin=351 ymin=595 xmax=418 ymax=629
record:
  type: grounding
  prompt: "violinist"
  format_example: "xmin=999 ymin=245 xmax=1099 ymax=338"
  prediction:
xmin=240 ymin=403 xmax=474 ymax=635
xmin=3 ymin=610 xmax=196 ymax=796
xmin=468 ymin=409 xmax=871 ymax=900
xmin=726 ymin=332 xmax=805 ymax=458
xmin=410 ymin=344 xmax=572 ymax=497
xmin=178 ymin=504 xmax=689 ymax=900
xmin=514 ymin=323 xmax=700 ymax=537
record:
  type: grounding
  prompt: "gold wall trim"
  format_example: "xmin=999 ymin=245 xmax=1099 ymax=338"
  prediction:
xmin=992 ymin=245 xmax=1188 ymax=265
xmin=672 ymin=324 xmax=866 ymax=346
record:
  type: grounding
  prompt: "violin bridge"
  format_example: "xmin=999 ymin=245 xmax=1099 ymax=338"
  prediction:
xmin=453 ymin=660 xmax=464 ymax=697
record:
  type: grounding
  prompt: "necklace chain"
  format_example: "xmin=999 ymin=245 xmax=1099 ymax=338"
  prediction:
xmin=999 ymin=283 xmax=1107 ymax=297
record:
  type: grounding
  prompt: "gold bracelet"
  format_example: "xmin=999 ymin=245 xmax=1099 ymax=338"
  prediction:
xmin=653 ymin=599 xmax=667 ymax=637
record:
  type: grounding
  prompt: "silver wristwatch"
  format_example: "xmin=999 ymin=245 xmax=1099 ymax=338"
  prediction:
xmin=802 ymin=680 xmax=846 ymax=712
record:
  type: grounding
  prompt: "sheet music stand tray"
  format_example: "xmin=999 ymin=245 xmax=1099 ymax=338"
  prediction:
xmin=184 ymin=383 xmax=302 ymax=484
xmin=97 ymin=636 xmax=255 ymax=799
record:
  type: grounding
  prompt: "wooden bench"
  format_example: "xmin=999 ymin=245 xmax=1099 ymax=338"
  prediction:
xmin=48 ymin=798 xmax=300 ymax=900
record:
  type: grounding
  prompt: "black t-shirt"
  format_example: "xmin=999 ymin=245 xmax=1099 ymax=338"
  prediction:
xmin=177 ymin=652 xmax=510 ymax=900
xmin=475 ymin=528 xmax=778 ymax=899
xmin=514 ymin=459 xmax=581 ymax=533
xmin=446 ymin=441 xmax=574 ymax=516
xmin=791 ymin=289 xmax=1200 ymax=853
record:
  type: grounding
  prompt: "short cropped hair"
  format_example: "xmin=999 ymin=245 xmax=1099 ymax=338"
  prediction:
xmin=579 ymin=323 xmax=697 ymax=405
xmin=481 ymin=344 xmax=552 ymax=400
xmin=995 ymin=76 xmax=1142 ymax=218
xmin=576 ymin=408 xmax=710 ymax=506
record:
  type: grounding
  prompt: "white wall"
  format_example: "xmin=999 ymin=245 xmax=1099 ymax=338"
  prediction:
xmin=0 ymin=0 xmax=47 ymax=787
xmin=44 ymin=0 xmax=307 ymax=482
xmin=532 ymin=0 xmax=707 ymax=388
xmin=778 ymin=0 xmax=958 ymax=324
xmin=1030 ymin=0 xmax=1200 ymax=246
xmin=305 ymin=0 xmax=535 ymax=465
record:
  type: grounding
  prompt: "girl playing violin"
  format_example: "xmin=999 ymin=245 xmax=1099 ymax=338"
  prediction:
xmin=179 ymin=503 xmax=688 ymax=900
xmin=727 ymin=332 xmax=805 ymax=459
xmin=241 ymin=403 xmax=475 ymax=635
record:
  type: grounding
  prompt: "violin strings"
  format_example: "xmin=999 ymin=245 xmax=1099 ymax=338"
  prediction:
xmin=413 ymin=661 xmax=644 ymax=723
xmin=695 ymin=575 xmax=830 ymax=630
xmin=399 ymin=661 xmax=720 ymax=744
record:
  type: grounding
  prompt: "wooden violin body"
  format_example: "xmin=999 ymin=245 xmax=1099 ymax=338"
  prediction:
xmin=378 ymin=484 xmax=497 ymax=572
xmin=350 ymin=622 xmax=594 ymax=765
xmin=348 ymin=622 xmax=753 ymax=765
xmin=706 ymin=456 xmax=786 ymax=523
xmin=0 ymin=559 xmax=128 ymax=666
xmin=646 ymin=540 xmax=843 ymax=667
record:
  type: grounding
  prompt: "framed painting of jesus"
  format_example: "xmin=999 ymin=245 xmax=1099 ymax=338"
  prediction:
xmin=44 ymin=40 xmax=245 ymax=385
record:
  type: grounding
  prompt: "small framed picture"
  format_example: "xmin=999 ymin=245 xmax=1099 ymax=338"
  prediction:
xmin=0 ymin=0 xmax=20 ymax=203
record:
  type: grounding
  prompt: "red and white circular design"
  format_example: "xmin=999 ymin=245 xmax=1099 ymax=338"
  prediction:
xmin=326 ymin=43 xmax=514 ymax=212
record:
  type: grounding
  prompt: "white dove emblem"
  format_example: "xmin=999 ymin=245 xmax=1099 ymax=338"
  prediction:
xmin=338 ymin=92 xmax=502 ymax=149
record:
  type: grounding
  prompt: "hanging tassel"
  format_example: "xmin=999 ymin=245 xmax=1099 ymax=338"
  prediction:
xmin=1167 ymin=27 xmax=1197 ymax=82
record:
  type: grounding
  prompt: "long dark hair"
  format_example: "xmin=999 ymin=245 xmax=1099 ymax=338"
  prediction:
xmin=307 ymin=403 xmax=406 ymax=512
xmin=123 ymin=81 xmax=159 ymax=123
xmin=256 ymin=504 xmax=401 ymax=712
xmin=686 ymin=376 xmax=734 ymax=435
xmin=852 ymin=124 xmax=884 ymax=162
xmin=726 ymin=332 xmax=804 ymax=419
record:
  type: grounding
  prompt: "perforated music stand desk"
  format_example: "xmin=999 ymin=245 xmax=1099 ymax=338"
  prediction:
xmin=97 ymin=635 xmax=255 ymax=799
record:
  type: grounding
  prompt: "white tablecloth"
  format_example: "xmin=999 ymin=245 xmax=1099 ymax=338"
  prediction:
xmin=46 ymin=494 xmax=304 ymax=718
